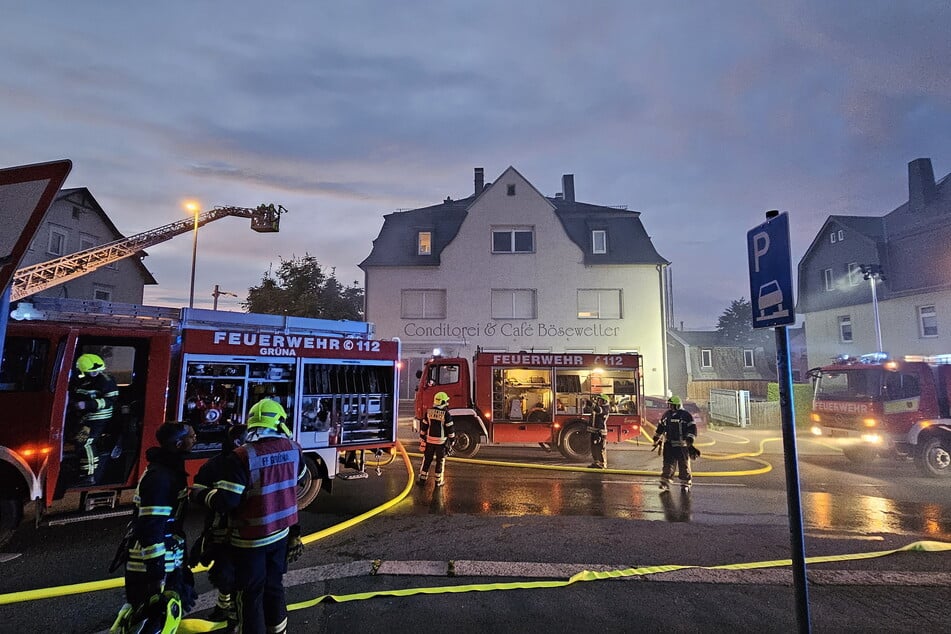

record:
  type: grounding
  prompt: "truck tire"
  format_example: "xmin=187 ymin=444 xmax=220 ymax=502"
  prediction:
xmin=297 ymin=456 xmax=323 ymax=509
xmin=915 ymin=436 xmax=951 ymax=478
xmin=0 ymin=497 xmax=23 ymax=550
xmin=842 ymin=446 xmax=877 ymax=464
xmin=558 ymin=423 xmax=590 ymax=462
xmin=451 ymin=422 xmax=481 ymax=458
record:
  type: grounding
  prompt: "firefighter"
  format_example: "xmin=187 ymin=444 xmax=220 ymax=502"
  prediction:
xmin=418 ymin=391 xmax=455 ymax=487
xmin=70 ymin=353 xmax=119 ymax=486
xmin=588 ymin=395 xmax=609 ymax=469
xmin=193 ymin=398 xmax=306 ymax=634
xmin=653 ymin=395 xmax=699 ymax=492
xmin=190 ymin=424 xmax=248 ymax=628
xmin=111 ymin=422 xmax=197 ymax=634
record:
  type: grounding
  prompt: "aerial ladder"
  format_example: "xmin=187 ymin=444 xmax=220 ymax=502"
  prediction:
xmin=10 ymin=203 xmax=286 ymax=301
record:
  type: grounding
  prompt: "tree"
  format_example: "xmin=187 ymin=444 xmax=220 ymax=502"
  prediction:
xmin=716 ymin=297 xmax=770 ymax=345
xmin=242 ymin=254 xmax=364 ymax=320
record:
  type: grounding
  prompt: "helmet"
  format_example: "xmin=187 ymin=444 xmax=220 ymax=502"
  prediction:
xmin=76 ymin=353 xmax=105 ymax=377
xmin=111 ymin=591 xmax=182 ymax=634
xmin=247 ymin=398 xmax=290 ymax=435
xmin=667 ymin=395 xmax=682 ymax=407
xmin=433 ymin=391 xmax=450 ymax=406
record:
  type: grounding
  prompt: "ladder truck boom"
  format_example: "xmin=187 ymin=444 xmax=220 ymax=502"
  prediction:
xmin=11 ymin=203 xmax=286 ymax=301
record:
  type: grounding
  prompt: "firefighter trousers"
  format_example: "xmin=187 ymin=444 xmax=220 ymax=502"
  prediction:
xmin=233 ymin=536 xmax=289 ymax=634
xmin=420 ymin=443 xmax=448 ymax=482
xmin=661 ymin=446 xmax=692 ymax=484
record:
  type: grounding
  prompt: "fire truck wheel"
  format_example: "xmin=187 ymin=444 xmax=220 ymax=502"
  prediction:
xmin=842 ymin=446 xmax=877 ymax=465
xmin=296 ymin=456 xmax=323 ymax=509
xmin=557 ymin=424 xmax=589 ymax=462
xmin=0 ymin=496 xmax=22 ymax=549
xmin=451 ymin=423 xmax=480 ymax=458
xmin=915 ymin=436 xmax=951 ymax=478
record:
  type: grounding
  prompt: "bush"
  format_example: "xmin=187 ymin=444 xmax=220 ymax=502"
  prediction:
xmin=766 ymin=382 xmax=814 ymax=428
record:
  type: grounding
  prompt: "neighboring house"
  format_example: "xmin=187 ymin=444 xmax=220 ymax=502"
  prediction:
xmin=360 ymin=166 xmax=670 ymax=398
xmin=797 ymin=158 xmax=951 ymax=365
xmin=667 ymin=329 xmax=777 ymax=401
xmin=16 ymin=188 xmax=156 ymax=303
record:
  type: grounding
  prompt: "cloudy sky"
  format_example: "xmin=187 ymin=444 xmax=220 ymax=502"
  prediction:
xmin=3 ymin=1 xmax=949 ymax=327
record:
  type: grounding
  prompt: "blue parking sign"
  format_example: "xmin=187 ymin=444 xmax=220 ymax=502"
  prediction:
xmin=747 ymin=211 xmax=795 ymax=329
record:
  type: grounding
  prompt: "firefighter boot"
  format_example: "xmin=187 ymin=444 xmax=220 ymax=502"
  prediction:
xmin=681 ymin=481 xmax=692 ymax=493
xmin=658 ymin=479 xmax=670 ymax=492
xmin=417 ymin=471 xmax=428 ymax=486
xmin=436 ymin=473 xmax=445 ymax=487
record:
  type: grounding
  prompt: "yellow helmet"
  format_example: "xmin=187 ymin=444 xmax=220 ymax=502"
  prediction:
xmin=76 ymin=353 xmax=105 ymax=377
xmin=247 ymin=398 xmax=290 ymax=435
xmin=668 ymin=395 xmax=682 ymax=407
xmin=433 ymin=391 xmax=450 ymax=406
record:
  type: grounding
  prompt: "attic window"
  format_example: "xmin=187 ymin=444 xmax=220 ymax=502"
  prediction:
xmin=830 ymin=229 xmax=844 ymax=244
xmin=507 ymin=184 xmax=516 ymax=196
xmin=592 ymin=230 xmax=607 ymax=254
xmin=417 ymin=231 xmax=432 ymax=256
xmin=72 ymin=206 xmax=82 ymax=219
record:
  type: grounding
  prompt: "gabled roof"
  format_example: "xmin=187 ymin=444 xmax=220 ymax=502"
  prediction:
xmin=669 ymin=329 xmax=768 ymax=348
xmin=360 ymin=168 xmax=668 ymax=269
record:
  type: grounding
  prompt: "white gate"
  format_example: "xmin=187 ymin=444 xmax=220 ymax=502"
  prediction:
xmin=709 ymin=389 xmax=750 ymax=427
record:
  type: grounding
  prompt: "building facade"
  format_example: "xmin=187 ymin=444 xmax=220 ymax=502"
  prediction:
xmin=16 ymin=188 xmax=155 ymax=304
xmin=797 ymin=158 xmax=951 ymax=364
xmin=667 ymin=329 xmax=778 ymax=401
xmin=360 ymin=167 xmax=670 ymax=398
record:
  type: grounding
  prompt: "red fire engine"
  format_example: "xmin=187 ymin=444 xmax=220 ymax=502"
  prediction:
xmin=414 ymin=351 xmax=644 ymax=460
xmin=809 ymin=353 xmax=951 ymax=477
xmin=0 ymin=297 xmax=400 ymax=547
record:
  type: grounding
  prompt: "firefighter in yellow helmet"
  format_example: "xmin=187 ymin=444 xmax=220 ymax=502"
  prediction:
xmin=418 ymin=391 xmax=455 ymax=487
xmin=652 ymin=395 xmax=699 ymax=492
xmin=192 ymin=398 xmax=306 ymax=634
xmin=70 ymin=353 xmax=119 ymax=486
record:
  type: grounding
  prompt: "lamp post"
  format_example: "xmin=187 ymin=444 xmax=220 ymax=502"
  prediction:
xmin=860 ymin=264 xmax=886 ymax=353
xmin=185 ymin=201 xmax=201 ymax=309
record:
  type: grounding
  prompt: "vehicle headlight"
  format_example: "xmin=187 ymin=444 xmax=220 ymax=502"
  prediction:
xmin=810 ymin=425 xmax=823 ymax=436
xmin=861 ymin=433 xmax=883 ymax=444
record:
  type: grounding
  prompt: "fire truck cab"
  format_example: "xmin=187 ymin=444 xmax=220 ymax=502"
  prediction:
xmin=414 ymin=351 xmax=644 ymax=460
xmin=809 ymin=353 xmax=951 ymax=477
xmin=0 ymin=298 xmax=400 ymax=547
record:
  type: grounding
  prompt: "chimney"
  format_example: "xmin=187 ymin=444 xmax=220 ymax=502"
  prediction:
xmin=474 ymin=167 xmax=484 ymax=195
xmin=908 ymin=158 xmax=937 ymax=212
xmin=562 ymin=174 xmax=575 ymax=202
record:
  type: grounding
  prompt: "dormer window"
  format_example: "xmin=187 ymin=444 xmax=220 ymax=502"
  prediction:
xmin=417 ymin=231 xmax=432 ymax=255
xmin=506 ymin=184 xmax=516 ymax=196
xmin=830 ymin=229 xmax=844 ymax=244
xmin=592 ymin=230 xmax=607 ymax=254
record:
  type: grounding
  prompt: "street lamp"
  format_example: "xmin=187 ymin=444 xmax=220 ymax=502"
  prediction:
xmin=185 ymin=201 xmax=201 ymax=309
xmin=860 ymin=264 xmax=886 ymax=354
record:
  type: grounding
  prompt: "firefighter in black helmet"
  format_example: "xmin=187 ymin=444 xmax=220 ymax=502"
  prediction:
xmin=653 ymin=396 xmax=699 ymax=492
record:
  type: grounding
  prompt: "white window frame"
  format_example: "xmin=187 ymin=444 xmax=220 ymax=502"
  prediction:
xmin=700 ymin=349 xmax=713 ymax=368
xmin=48 ymin=227 xmax=67 ymax=256
xmin=743 ymin=349 xmax=754 ymax=368
xmin=417 ymin=231 xmax=432 ymax=256
xmin=830 ymin=232 xmax=837 ymax=244
xmin=838 ymin=229 xmax=845 ymax=241
xmin=492 ymin=227 xmax=534 ymax=254
xmin=823 ymin=268 xmax=834 ymax=291
xmin=592 ymin=230 xmax=607 ymax=254
xmin=919 ymin=305 xmax=938 ymax=338
xmin=847 ymin=262 xmax=863 ymax=286
xmin=576 ymin=289 xmax=621 ymax=319
xmin=491 ymin=289 xmax=536 ymax=320
xmin=838 ymin=315 xmax=853 ymax=343
xmin=93 ymin=286 xmax=113 ymax=302
xmin=400 ymin=289 xmax=447 ymax=319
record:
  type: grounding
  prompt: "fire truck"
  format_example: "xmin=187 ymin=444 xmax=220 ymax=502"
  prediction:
xmin=809 ymin=353 xmax=951 ymax=477
xmin=413 ymin=351 xmax=644 ymax=460
xmin=0 ymin=297 xmax=400 ymax=548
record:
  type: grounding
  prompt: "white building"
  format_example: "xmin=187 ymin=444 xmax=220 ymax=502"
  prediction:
xmin=360 ymin=166 xmax=670 ymax=397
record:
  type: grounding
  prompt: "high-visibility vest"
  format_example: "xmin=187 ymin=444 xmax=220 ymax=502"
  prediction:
xmin=230 ymin=437 xmax=300 ymax=547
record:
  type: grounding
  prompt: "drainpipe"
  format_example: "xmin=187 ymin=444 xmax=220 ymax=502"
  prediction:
xmin=658 ymin=263 xmax=669 ymax=397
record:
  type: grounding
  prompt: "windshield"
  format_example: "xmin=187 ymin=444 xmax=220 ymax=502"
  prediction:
xmin=815 ymin=369 xmax=883 ymax=401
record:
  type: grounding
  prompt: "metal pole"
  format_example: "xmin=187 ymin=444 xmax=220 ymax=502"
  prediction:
xmin=188 ymin=210 xmax=199 ymax=309
xmin=870 ymin=274 xmax=883 ymax=353
xmin=775 ymin=324 xmax=811 ymax=633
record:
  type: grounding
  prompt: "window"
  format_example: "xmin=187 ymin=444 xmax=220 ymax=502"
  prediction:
xmin=492 ymin=227 xmax=534 ymax=253
xmin=48 ymin=227 xmax=67 ymax=255
xmin=72 ymin=205 xmax=82 ymax=219
xmin=919 ymin=305 xmax=938 ymax=337
xmin=823 ymin=268 xmax=833 ymax=291
xmin=0 ymin=337 xmax=50 ymax=392
xmin=743 ymin=349 xmax=754 ymax=368
xmin=425 ymin=363 xmax=460 ymax=387
xmin=884 ymin=371 xmax=920 ymax=401
xmin=700 ymin=349 xmax=712 ymax=368
xmin=506 ymin=184 xmax=516 ymax=196
xmin=830 ymin=232 xmax=837 ymax=244
xmin=592 ymin=230 xmax=607 ymax=254
xmin=838 ymin=229 xmax=845 ymax=241
xmin=79 ymin=233 xmax=97 ymax=251
xmin=491 ymin=289 xmax=536 ymax=319
xmin=838 ymin=315 xmax=853 ymax=342
xmin=577 ymin=289 xmax=621 ymax=319
xmin=417 ymin=231 xmax=432 ymax=256
xmin=93 ymin=286 xmax=113 ymax=301
xmin=400 ymin=289 xmax=447 ymax=319
xmin=848 ymin=263 xmax=863 ymax=286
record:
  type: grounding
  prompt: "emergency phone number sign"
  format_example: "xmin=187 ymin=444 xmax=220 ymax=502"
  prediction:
xmin=747 ymin=211 xmax=795 ymax=329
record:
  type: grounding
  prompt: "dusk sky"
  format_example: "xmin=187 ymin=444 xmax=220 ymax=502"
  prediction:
xmin=3 ymin=2 xmax=949 ymax=328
